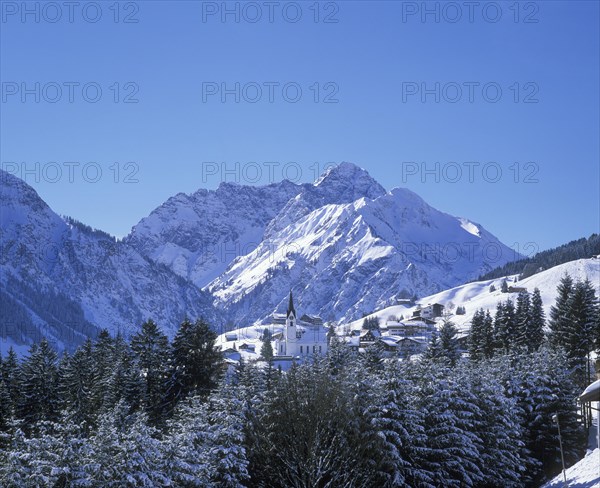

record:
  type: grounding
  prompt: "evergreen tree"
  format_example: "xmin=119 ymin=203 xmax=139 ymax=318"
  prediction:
xmin=166 ymin=318 xmax=222 ymax=410
xmin=466 ymin=365 xmax=524 ymax=486
xmin=417 ymin=371 xmax=484 ymax=487
xmin=362 ymin=316 xmax=381 ymax=331
xmin=514 ymin=290 xmax=531 ymax=349
xmin=564 ymin=279 xmax=599 ymax=386
xmin=130 ymin=319 xmax=170 ymax=425
xmin=469 ymin=309 xmax=485 ymax=361
xmin=481 ymin=310 xmax=495 ymax=359
xmin=0 ymin=347 xmax=19 ymax=416
xmin=0 ymin=378 xmax=12 ymax=431
xmin=494 ymin=299 xmax=517 ymax=354
xmin=548 ymin=273 xmax=574 ymax=349
xmin=104 ymin=347 xmax=145 ymax=415
xmin=84 ymin=401 xmax=170 ymax=486
xmin=439 ymin=319 xmax=461 ymax=366
xmin=527 ymin=288 xmax=546 ymax=352
xmin=367 ymin=363 xmax=431 ymax=486
xmin=90 ymin=329 xmax=116 ymax=414
xmin=423 ymin=329 xmax=443 ymax=362
xmin=17 ymin=339 xmax=60 ymax=430
xmin=501 ymin=279 xmax=509 ymax=293
xmin=260 ymin=329 xmax=274 ymax=362
xmin=58 ymin=339 xmax=96 ymax=429
xmin=509 ymin=350 xmax=586 ymax=484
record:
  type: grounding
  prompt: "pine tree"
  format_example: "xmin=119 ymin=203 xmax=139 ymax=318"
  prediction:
xmin=493 ymin=301 xmax=505 ymax=354
xmin=439 ymin=319 xmax=460 ymax=366
xmin=548 ymin=273 xmax=574 ymax=349
xmin=501 ymin=279 xmax=509 ymax=293
xmin=481 ymin=310 xmax=495 ymax=359
xmin=130 ymin=319 xmax=170 ymax=425
xmin=514 ymin=290 xmax=531 ymax=349
xmin=466 ymin=365 xmax=524 ymax=486
xmin=1 ymin=347 xmax=19 ymax=416
xmin=260 ymin=329 xmax=274 ymax=362
xmin=367 ymin=363 xmax=431 ymax=486
xmin=528 ymin=288 xmax=546 ymax=352
xmin=0 ymin=378 xmax=12 ymax=431
xmin=417 ymin=370 xmax=484 ymax=487
xmin=469 ymin=309 xmax=485 ymax=361
xmin=509 ymin=350 xmax=586 ymax=484
xmin=90 ymin=329 xmax=116 ymax=414
xmin=17 ymin=339 xmax=60 ymax=430
xmin=166 ymin=318 xmax=222 ymax=411
xmin=84 ymin=401 xmax=171 ymax=486
xmin=58 ymin=339 xmax=96 ymax=429
xmin=495 ymin=299 xmax=517 ymax=354
xmin=423 ymin=329 xmax=443 ymax=362
xmin=564 ymin=279 xmax=599 ymax=386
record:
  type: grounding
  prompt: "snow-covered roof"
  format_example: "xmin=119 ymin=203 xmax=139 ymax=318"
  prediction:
xmin=580 ymin=379 xmax=600 ymax=403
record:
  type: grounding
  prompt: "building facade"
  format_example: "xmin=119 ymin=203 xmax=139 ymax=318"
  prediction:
xmin=274 ymin=292 xmax=329 ymax=359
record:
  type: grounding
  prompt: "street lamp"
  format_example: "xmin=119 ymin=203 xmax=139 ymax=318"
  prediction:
xmin=552 ymin=413 xmax=568 ymax=486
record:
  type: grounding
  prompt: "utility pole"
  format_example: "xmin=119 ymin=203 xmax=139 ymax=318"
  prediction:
xmin=552 ymin=414 xmax=568 ymax=486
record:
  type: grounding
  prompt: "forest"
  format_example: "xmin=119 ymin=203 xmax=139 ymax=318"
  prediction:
xmin=0 ymin=273 xmax=598 ymax=487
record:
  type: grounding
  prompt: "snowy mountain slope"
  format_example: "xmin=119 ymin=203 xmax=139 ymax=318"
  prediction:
xmin=263 ymin=161 xmax=386 ymax=238
xmin=2 ymin=161 xmax=525 ymax=350
xmin=345 ymin=258 xmax=600 ymax=334
xmin=126 ymin=180 xmax=302 ymax=287
xmin=0 ymin=170 xmax=219 ymax=351
xmin=208 ymin=176 xmax=519 ymax=326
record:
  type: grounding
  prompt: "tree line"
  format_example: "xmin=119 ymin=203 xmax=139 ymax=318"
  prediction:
xmin=0 ymin=273 xmax=597 ymax=487
xmin=478 ymin=234 xmax=600 ymax=281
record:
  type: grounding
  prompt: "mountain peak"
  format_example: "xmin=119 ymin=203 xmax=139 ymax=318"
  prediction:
xmin=313 ymin=162 xmax=386 ymax=201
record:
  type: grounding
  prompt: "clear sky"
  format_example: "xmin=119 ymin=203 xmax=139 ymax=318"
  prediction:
xmin=1 ymin=0 xmax=599 ymax=254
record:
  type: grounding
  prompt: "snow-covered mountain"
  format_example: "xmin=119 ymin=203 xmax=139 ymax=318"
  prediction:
xmin=126 ymin=180 xmax=302 ymax=288
xmin=344 ymin=257 xmax=600 ymax=334
xmin=129 ymin=162 xmax=520 ymax=326
xmin=0 ymin=170 xmax=218 ymax=352
xmin=202 ymin=164 xmax=519 ymax=325
xmin=2 ymin=161 xmax=526 ymax=350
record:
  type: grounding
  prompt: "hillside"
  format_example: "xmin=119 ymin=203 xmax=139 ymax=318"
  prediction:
xmin=345 ymin=257 xmax=600 ymax=335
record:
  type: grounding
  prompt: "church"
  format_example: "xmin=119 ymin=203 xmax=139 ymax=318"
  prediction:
xmin=273 ymin=292 xmax=329 ymax=359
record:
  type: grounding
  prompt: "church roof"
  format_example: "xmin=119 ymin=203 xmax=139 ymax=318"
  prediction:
xmin=287 ymin=290 xmax=296 ymax=318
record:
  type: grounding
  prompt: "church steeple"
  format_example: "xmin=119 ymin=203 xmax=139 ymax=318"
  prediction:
xmin=287 ymin=290 xmax=296 ymax=318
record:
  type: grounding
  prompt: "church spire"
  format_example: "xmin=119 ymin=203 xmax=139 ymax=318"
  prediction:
xmin=287 ymin=290 xmax=296 ymax=318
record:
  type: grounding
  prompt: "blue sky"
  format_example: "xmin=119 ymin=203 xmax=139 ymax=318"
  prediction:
xmin=1 ymin=0 xmax=598 ymax=254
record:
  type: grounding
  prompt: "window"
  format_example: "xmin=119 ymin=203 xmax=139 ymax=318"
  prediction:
xmin=300 ymin=346 xmax=303 ymax=353
xmin=319 ymin=346 xmax=322 ymax=353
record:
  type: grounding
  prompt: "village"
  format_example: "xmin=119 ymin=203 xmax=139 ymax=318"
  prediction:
xmin=216 ymin=291 xmax=454 ymax=368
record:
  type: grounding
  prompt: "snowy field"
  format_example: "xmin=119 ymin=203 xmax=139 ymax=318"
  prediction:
xmin=344 ymin=258 xmax=600 ymax=335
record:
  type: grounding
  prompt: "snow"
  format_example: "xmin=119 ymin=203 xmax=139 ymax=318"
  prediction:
xmin=207 ymin=164 xmax=519 ymax=326
xmin=343 ymin=258 xmax=600 ymax=335
xmin=581 ymin=381 xmax=600 ymax=403
xmin=459 ymin=218 xmax=481 ymax=237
